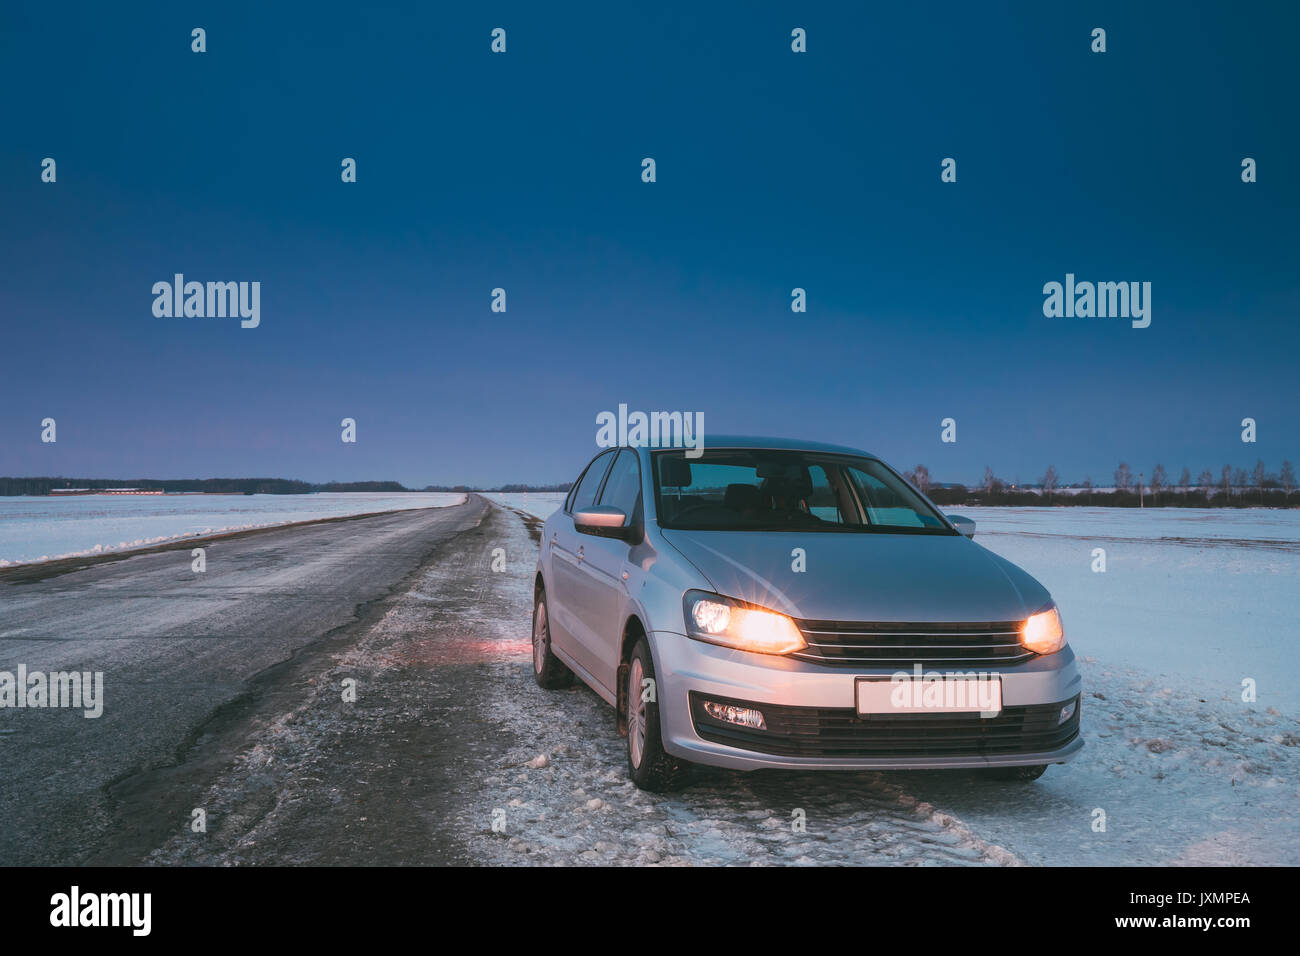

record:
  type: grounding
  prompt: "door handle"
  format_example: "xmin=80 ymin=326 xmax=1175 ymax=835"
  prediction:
xmin=576 ymin=547 xmax=584 ymax=562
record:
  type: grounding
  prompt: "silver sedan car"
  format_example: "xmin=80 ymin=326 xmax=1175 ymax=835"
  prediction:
xmin=532 ymin=436 xmax=1082 ymax=791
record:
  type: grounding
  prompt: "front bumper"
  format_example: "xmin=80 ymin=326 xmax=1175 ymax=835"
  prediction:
xmin=652 ymin=630 xmax=1084 ymax=771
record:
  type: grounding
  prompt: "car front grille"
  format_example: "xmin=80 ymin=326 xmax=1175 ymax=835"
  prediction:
xmin=690 ymin=693 xmax=1080 ymax=759
xmin=791 ymin=619 xmax=1035 ymax=668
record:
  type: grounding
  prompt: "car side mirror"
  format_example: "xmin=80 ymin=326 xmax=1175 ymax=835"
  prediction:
xmin=946 ymin=513 xmax=976 ymax=538
xmin=573 ymin=506 xmax=630 ymax=540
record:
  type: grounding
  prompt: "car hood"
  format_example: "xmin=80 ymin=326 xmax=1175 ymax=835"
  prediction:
xmin=659 ymin=529 xmax=1049 ymax=623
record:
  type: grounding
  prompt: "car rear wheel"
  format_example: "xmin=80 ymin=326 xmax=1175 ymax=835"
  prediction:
xmin=626 ymin=636 xmax=688 ymax=792
xmin=532 ymin=588 xmax=573 ymax=689
xmin=983 ymin=764 xmax=1048 ymax=782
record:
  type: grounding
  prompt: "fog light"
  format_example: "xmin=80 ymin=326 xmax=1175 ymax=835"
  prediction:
xmin=1058 ymin=699 xmax=1077 ymax=724
xmin=702 ymin=700 xmax=766 ymax=730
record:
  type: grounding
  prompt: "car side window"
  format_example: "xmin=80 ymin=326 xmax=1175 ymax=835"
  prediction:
xmin=568 ymin=450 xmax=615 ymax=514
xmin=805 ymin=465 xmax=848 ymax=524
xmin=597 ymin=449 xmax=641 ymax=523
xmin=847 ymin=464 xmax=942 ymax=529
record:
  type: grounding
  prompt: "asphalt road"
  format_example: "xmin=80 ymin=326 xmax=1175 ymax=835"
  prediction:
xmin=0 ymin=496 xmax=488 ymax=865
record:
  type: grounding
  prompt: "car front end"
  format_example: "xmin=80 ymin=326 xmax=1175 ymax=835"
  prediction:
xmin=651 ymin=606 xmax=1082 ymax=771
xmin=642 ymin=439 xmax=1084 ymax=774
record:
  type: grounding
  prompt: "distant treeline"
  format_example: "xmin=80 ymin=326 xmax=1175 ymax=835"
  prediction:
xmin=0 ymin=477 xmax=574 ymax=496
xmin=1 ymin=477 xmax=406 ymax=496
xmin=316 ymin=481 xmax=409 ymax=492
xmin=923 ymin=485 xmax=1297 ymax=508
xmin=907 ymin=459 xmax=1298 ymax=508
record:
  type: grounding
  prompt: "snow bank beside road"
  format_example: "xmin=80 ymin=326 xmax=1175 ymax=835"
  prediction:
xmin=484 ymin=492 xmax=565 ymax=521
xmin=0 ymin=492 xmax=467 ymax=566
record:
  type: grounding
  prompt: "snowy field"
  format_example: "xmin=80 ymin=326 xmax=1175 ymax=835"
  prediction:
xmin=484 ymin=492 xmax=567 ymax=521
xmin=957 ymin=505 xmax=1300 ymax=544
xmin=957 ymin=507 xmax=1300 ymax=714
xmin=0 ymin=492 xmax=466 ymax=566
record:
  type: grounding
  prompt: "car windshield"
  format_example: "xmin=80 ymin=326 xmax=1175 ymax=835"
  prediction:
xmin=652 ymin=449 xmax=954 ymax=534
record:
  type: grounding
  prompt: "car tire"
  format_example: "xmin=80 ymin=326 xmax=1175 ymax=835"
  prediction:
xmin=532 ymin=587 xmax=574 ymax=689
xmin=983 ymin=764 xmax=1048 ymax=782
xmin=625 ymin=635 xmax=688 ymax=792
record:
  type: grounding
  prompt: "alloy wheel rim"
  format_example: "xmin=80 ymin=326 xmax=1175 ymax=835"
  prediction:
xmin=532 ymin=603 xmax=547 ymax=674
xmin=628 ymin=657 xmax=646 ymax=768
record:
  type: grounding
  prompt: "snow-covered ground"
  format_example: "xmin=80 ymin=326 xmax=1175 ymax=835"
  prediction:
xmin=484 ymin=492 xmax=566 ymax=521
xmin=958 ymin=507 xmax=1300 ymax=714
xmin=958 ymin=504 xmax=1300 ymax=543
xmin=0 ymin=492 xmax=466 ymax=566
xmin=475 ymin=500 xmax=1298 ymax=864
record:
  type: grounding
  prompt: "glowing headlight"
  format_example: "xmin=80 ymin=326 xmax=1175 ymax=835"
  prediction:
xmin=1021 ymin=605 xmax=1066 ymax=655
xmin=691 ymin=598 xmax=732 ymax=634
xmin=684 ymin=591 xmax=807 ymax=656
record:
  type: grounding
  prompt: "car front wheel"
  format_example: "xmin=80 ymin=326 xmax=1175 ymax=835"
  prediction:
xmin=625 ymin=635 xmax=688 ymax=792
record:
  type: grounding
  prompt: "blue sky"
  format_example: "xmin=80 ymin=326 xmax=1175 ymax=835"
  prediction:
xmin=2 ymin=1 xmax=1296 ymax=487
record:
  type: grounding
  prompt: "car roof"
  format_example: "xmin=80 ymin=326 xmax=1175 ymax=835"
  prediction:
xmin=647 ymin=434 xmax=877 ymax=458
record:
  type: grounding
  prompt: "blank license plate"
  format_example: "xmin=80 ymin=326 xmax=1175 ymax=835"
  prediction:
xmin=856 ymin=676 xmax=1002 ymax=717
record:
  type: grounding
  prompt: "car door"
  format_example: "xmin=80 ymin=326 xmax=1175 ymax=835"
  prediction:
xmin=569 ymin=448 xmax=642 ymax=690
xmin=549 ymin=449 xmax=615 ymax=682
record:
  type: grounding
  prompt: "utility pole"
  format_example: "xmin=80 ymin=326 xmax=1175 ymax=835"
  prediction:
xmin=1139 ymin=472 xmax=1144 ymax=509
